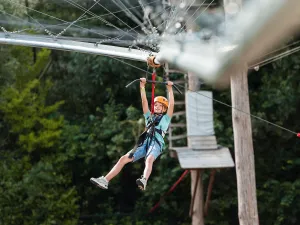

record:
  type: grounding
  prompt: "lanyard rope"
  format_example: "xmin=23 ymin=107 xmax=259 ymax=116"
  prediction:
xmin=151 ymin=70 xmax=156 ymax=114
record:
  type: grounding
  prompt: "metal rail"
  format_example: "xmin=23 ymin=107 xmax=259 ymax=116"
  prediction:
xmin=0 ymin=32 xmax=154 ymax=62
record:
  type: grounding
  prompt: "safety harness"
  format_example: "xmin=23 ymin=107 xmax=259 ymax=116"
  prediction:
xmin=128 ymin=113 xmax=166 ymax=158
xmin=128 ymin=67 xmax=167 ymax=159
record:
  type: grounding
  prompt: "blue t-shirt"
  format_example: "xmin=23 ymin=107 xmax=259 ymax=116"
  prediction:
xmin=143 ymin=111 xmax=171 ymax=147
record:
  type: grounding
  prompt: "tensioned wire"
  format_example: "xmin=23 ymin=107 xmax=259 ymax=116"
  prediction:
xmin=3 ymin=0 xmax=298 ymax=135
xmin=5 ymin=0 xmax=121 ymax=39
xmin=4 ymin=0 xmax=300 ymax=69
xmin=64 ymin=0 xmax=155 ymax=37
xmin=111 ymin=0 xmax=149 ymax=33
xmin=175 ymin=84 xmax=298 ymax=135
xmin=56 ymin=0 xmax=103 ymax=38
xmin=62 ymin=0 xmax=159 ymax=49
xmin=0 ymin=4 xmax=171 ymax=49
xmin=165 ymin=0 xmax=208 ymax=35
xmin=123 ymin=0 xmax=144 ymax=20
xmin=138 ymin=0 xmax=155 ymax=31
xmin=95 ymin=1 xmax=142 ymax=35
xmin=250 ymin=45 xmax=300 ymax=69
xmin=109 ymin=54 xmax=299 ymax=136
xmin=253 ymin=40 xmax=300 ymax=61
xmin=177 ymin=0 xmax=215 ymax=34
xmin=96 ymin=5 xmax=172 ymax=46
xmin=4 ymin=0 xmax=171 ymax=48
xmin=4 ymin=0 xmax=158 ymax=41
xmin=163 ymin=0 xmax=193 ymax=34
xmin=0 ymin=9 xmax=43 ymax=34
xmin=59 ymin=0 xmax=140 ymax=39
xmin=95 ymin=0 xmax=161 ymax=17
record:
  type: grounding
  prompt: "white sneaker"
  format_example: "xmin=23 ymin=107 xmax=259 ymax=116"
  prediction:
xmin=90 ymin=176 xmax=108 ymax=189
xmin=136 ymin=176 xmax=147 ymax=191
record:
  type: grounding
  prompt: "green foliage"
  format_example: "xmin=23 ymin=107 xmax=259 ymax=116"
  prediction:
xmin=1 ymin=6 xmax=300 ymax=222
xmin=257 ymin=178 xmax=300 ymax=225
xmin=0 ymin=45 xmax=19 ymax=89
xmin=0 ymin=79 xmax=64 ymax=152
xmin=0 ymin=152 xmax=79 ymax=225
xmin=0 ymin=46 xmax=50 ymax=90
xmin=48 ymin=52 xmax=144 ymax=119
xmin=0 ymin=50 xmax=79 ymax=224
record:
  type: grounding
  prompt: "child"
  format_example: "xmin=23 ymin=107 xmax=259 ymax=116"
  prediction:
xmin=90 ymin=78 xmax=174 ymax=190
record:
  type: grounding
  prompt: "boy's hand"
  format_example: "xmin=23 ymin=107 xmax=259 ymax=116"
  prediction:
xmin=166 ymin=81 xmax=173 ymax=87
xmin=140 ymin=78 xmax=146 ymax=87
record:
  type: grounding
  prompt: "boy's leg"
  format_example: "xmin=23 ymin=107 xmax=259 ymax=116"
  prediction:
xmin=136 ymin=141 xmax=162 ymax=190
xmin=105 ymin=153 xmax=134 ymax=181
xmin=90 ymin=153 xmax=133 ymax=189
xmin=143 ymin=155 xmax=155 ymax=180
xmin=90 ymin=143 xmax=147 ymax=189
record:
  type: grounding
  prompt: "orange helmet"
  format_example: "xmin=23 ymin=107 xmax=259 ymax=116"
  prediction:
xmin=154 ymin=96 xmax=169 ymax=108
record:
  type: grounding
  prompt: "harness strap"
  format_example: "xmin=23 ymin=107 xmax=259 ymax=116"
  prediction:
xmin=145 ymin=114 xmax=164 ymax=153
xmin=129 ymin=114 xmax=164 ymax=158
xmin=150 ymin=71 xmax=156 ymax=114
xmin=155 ymin=128 xmax=167 ymax=138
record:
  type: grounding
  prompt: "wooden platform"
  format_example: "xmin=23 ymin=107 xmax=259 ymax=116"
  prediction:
xmin=171 ymin=147 xmax=235 ymax=169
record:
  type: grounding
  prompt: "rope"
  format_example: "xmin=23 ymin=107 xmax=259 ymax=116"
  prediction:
xmin=109 ymin=55 xmax=300 ymax=137
xmin=56 ymin=0 xmax=101 ymax=38
xmin=250 ymin=45 xmax=300 ymax=69
xmin=204 ymin=169 xmax=216 ymax=217
xmin=175 ymin=85 xmax=298 ymax=136
xmin=7 ymin=0 xmax=112 ymax=39
xmin=151 ymin=71 xmax=156 ymax=114
xmin=189 ymin=170 xmax=201 ymax=217
xmin=149 ymin=169 xmax=190 ymax=214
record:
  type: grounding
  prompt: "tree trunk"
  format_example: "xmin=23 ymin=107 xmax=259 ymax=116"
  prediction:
xmin=190 ymin=170 xmax=204 ymax=225
xmin=188 ymin=71 xmax=205 ymax=225
xmin=230 ymin=65 xmax=259 ymax=225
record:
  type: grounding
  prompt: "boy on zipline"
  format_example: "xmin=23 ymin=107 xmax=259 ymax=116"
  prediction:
xmin=90 ymin=78 xmax=174 ymax=191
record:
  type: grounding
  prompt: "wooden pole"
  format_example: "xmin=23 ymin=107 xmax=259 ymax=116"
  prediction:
xmin=186 ymin=3 xmax=205 ymax=224
xmin=204 ymin=169 xmax=216 ymax=217
xmin=188 ymin=71 xmax=205 ymax=225
xmin=230 ymin=65 xmax=259 ymax=225
xmin=222 ymin=1 xmax=259 ymax=224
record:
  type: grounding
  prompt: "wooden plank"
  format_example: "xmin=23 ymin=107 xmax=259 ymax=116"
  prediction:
xmin=172 ymin=147 xmax=235 ymax=169
xmin=188 ymin=136 xmax=217 ymax=150
xmin=174 ymin=101 xmax=185 ymax=105
xmin=186 ymin=91 xmax=214 ymax=136
xmin=173 ymin=80 xmax=186 ymax=85
xmin=188 ymin=136 xmax=216 ymax=141
xmin=169 ymin=123 xmax=186 ymax=128
xmin=168 ymin=69 xmax=186 ymax=74
xmin=168 ymin=134 xmax=187 ymax=140
xmin=173 ymin=111 xmax=186 ymax=117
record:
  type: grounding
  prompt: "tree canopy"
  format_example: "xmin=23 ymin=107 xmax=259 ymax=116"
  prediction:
xmin=0 ymin=1 xmax=300 ymax=225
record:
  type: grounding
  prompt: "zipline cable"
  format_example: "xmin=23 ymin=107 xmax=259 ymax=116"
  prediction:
xmin=175 ymin=84 xmax=299 ymax=136
xmin=110 ymin=56 xmax=300 ymax=137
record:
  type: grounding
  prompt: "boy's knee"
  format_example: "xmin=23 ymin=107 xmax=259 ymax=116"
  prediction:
xmin=120 ymin=155 xmax=133 ymax=164
xmin=145 ymin=155 xmax=155 ymax=164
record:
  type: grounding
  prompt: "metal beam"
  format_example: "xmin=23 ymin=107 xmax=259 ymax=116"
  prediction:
xmin=0 ymin=17 xmax=138 ymax=38
xmin=156 ymin=0 xmax=300 ymax=88
xmin=0 ymin=32 xmax=134 ymax=46
xmin=0 ymin=32 xmax=154 ymax=62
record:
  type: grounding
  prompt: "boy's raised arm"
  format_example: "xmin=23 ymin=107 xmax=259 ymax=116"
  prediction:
xmin=140 ymin=78 xmax=149 ymax=114
xmin=166 ymin=81 xmax=174 ymax=117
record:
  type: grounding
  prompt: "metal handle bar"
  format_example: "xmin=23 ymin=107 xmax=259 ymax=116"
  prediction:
xmin=125 ymin=79 xmax=182 ymax=94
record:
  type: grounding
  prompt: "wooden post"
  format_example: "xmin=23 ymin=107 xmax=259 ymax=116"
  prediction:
xmin=188 ymin=71 xmax=204 ymax=225
xmin=189 ymin=169 xmax=204 ymax=225
xmin=186 ymin=2 xmax=205 ymax=224
xmin=223 ymin=1 xmax=259 ymax=224
xmin=230 ymin=65 xmax=259 ymax=225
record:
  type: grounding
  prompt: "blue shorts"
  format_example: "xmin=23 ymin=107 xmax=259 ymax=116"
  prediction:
xmin=131 ymin=139 xmax=163 ymax=162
